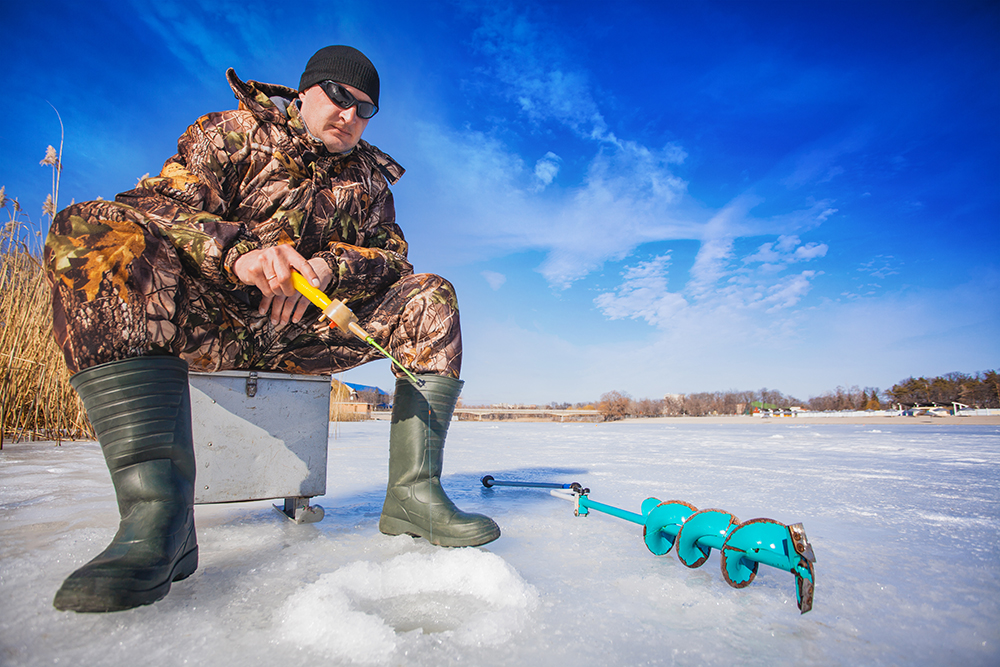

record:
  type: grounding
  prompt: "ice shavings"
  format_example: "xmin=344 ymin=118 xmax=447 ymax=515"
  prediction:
xmin=277 ymin=547 xmax=538 ymax=663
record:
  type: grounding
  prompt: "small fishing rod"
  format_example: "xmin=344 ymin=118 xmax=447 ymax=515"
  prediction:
xmin=290 ymin=271 xmax=423 ymax=386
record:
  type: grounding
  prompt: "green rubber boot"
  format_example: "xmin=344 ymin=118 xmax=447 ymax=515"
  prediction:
xmin=379 ymin=376 xmax=500 ymax=547
xmin=53 ymin=356 xmax=199 ymax=613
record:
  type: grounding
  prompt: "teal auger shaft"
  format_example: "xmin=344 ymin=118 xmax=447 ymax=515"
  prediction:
xmin=578 ymin=495 xmax=644 ymax=525
xmin=507 ymin=480 xmax=817 ymax=614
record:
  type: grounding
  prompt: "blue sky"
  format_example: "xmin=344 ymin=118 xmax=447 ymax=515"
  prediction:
xmin=3 ymin=0 xmax=998 ymax=405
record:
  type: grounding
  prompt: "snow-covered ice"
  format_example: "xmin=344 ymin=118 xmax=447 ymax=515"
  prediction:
xmin=1 ymin=420 xmax=998 ymax=666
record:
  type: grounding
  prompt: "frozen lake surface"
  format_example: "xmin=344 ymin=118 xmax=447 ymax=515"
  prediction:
xmin=2 ymin=420 xmax=998 ymax=666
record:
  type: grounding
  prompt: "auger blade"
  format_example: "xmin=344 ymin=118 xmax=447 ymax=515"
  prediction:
xmin=641 ymin=500 xmax=697 ymax=556
xmin=675 ymin=508 xmax=740 ymax=569
xmin=720 ymin=544 xmax=760 ymax=588
xmin=789 ymin=523 xmax=817 ymax=613
xmin=721 ymin=518 xmax=817 ymax=613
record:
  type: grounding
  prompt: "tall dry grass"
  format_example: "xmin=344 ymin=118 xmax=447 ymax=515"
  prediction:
xmin=0 ymin=141 xmax=92 ymax=447
xmin=329 ymin=378 xmax=372 ymax=422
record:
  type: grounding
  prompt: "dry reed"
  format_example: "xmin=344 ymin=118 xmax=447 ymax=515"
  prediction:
xmin=1 ymin=189 xmax=92 ymax=446
xmin=329 ymin=378 xmax=372 ymax=422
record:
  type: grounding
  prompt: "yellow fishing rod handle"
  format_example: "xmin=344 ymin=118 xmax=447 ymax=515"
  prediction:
xmin=290 ymin=271 xmax=331 ymax=310
xmin=288 ymin=270 xmax=422 ymax=385
xmin=290 ymin=271 xmax=370 ymax=342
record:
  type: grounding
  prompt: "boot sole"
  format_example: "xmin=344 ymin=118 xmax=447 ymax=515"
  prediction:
xmin=379 ymin=516 xmax=501 ymax=548
xmin=53 ymin=546 xmax=199 ymax=613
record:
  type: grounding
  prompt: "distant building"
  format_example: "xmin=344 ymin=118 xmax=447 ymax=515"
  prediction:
xmin=330 ymin=380 xmax=391 ymax=420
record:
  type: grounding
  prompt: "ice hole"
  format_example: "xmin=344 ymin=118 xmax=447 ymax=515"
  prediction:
xmin=355 ymin=592 xmax=485 ymax=634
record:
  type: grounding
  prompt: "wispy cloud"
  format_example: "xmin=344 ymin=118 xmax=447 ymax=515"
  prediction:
xmin=858 ymin=255 xmax=901 ymax=279
xmin=743 ymin=234 xmax=828 ymax=271
xmin=593 ymin=254 xmax=687 ymax=327
xmin=756 ymin=270 xmax=820 ymax=312
xmin=533 ymin=152 xmax=561 ymax=189
xmin=399 ymin=3 xmax=847 ymax=322
xmin=472 ymin=7 xmax=610 ymax=141
xmin=398 ymin=116 xmax=696 ymax=286
xmin=482 ymin=270 xmax=506 ymax=290
xmin=129 ymin=1 xmax=252 ymax=85
xmin=127 ymin=0 xmax=335 ymax=86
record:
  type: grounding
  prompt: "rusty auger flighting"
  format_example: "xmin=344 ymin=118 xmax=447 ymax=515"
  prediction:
xmin=481 ymin=475 xmax=817 ymax=614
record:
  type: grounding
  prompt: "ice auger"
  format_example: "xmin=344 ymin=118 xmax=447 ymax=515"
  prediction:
xmin=481 ymin=476 xmax=817 ymax=613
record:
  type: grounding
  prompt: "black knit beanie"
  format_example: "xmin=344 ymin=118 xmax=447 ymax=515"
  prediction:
xmin=298 ymin=45 xmax=380 ymax=107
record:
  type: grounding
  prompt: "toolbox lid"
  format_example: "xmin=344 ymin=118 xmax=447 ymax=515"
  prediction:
xmin=189 ymin=370 xmax=332 ymax=383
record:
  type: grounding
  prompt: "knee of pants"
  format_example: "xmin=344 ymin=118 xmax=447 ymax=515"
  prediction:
xmin=399 ymin=273 xmax=460 ymax=311
xmin=45 ymin=201 xmax=147 ymax=279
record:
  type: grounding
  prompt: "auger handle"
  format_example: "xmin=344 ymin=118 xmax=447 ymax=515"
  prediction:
xmin=481 ymin=475 xmax=585 ymax=492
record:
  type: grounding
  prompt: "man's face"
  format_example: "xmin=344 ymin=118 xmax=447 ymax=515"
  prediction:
xmin=298 ymin=82 xmax=372 ymax=154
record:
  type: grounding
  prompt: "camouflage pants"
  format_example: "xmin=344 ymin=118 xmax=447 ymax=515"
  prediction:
xmin=44 ymin=201 xmax=462 ymax=378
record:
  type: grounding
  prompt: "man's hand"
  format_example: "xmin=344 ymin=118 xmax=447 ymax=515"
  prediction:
xmin=233 ymin=246 xmax=334 ymax=325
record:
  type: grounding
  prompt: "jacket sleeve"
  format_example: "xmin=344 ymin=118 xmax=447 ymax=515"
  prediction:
xmin=313 ymin=182 xmax=414 ymax=304
xmin=114 ymin=112 xmax=261 ymax=286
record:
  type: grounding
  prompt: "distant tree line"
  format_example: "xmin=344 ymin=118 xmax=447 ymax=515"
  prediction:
xmin=593 ymin=369 xmax=999 ymax=420
xmin=884 ymin=371 xmax=999 ymax=409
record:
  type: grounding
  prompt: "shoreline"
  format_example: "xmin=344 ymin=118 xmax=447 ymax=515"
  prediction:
xmin=631 ymin=414 xmax=1000 ymax=426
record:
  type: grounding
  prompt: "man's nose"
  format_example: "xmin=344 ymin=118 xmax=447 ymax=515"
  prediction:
xmin=339 ymin=105 xmax=358 ymax=123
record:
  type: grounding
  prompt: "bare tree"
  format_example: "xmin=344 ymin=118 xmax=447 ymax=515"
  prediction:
xmin=598 ymin=390 xmax=631 ymax=421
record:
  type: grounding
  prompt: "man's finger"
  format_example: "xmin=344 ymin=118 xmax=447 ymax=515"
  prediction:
xmin=258 ymin=293 xmax=274 ymax=317
xmin=269 ymin=295 xmax=288 ymax=324
xmin=292 ymin=295 xmax=310 ymax=324
xmin=277 ymin=294 xmax=300 ymax=325
xmin=295 ymin=256 xmax=322 ymax=288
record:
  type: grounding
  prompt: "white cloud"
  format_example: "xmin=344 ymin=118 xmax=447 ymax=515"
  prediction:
xmin=482 ymin=270 xmax=506 ymax=290
xmin=744 ymin=235 xmax=828 ymax=267
xmin=794 ymin=242 xmax=829 ymax=260
xmin=473 ymin=9 xmax=610 ymax=141
xmin=815 ymin=207 xmax=838 ymax=222
xmin=757 ymin=270 xmax=820 ymax=312
xmin=398 ymin=118 xmax=694 ymax=287
xmin=594 ymin=254 xmax=688 ymax=327
xmin=858 ymin=255 xmax=901 ymax=279
xmin=688 ymin=236 xmax=735 ymax=299
xmin=397 ymin=4 xmax=847 ymax=359
xmin=462 ymin=271 xmax=1000 ymax=404
xmin=128 ymin=0 xmax=299 ymax=86
xmin=594 ymin=234 xmax=825 ymax=335
xmin=533 ymin=152 xmax=561 ymax=188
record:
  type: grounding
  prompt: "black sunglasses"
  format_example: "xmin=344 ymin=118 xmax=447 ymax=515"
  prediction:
xmin=318 ymin=80 xmax=378 ymax=119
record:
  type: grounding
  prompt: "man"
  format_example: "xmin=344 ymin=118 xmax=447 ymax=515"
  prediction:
xmin=44 ymin=45 xmax=500 ymax=614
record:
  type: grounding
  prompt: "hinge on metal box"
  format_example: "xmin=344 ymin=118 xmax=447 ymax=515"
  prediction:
xmin=246 ymin=372 xmax=258 ymax=398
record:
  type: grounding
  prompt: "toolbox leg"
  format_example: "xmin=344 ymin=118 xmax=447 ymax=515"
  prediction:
xmin=274 ymin=497 xmax=325 ymax=524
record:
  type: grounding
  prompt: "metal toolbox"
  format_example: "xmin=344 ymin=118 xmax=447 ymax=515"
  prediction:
xmin=188 ymin=370 xmax=330 ymax=522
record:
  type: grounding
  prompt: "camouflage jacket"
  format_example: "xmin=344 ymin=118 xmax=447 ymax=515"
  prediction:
xmin=115 ymin=69 xmax=412 ymax=304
